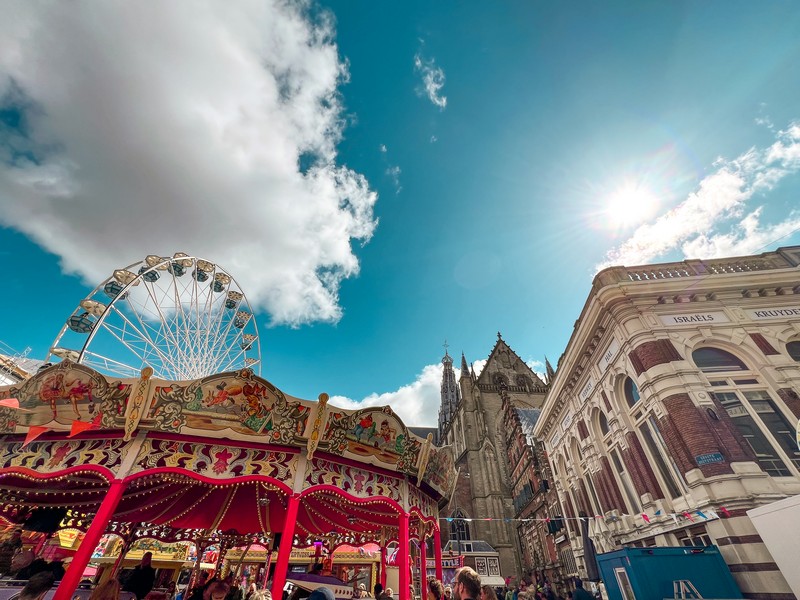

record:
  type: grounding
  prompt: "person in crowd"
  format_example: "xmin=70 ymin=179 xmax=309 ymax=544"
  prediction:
xmin=0 ymin=529 xmax=23 ymax=576
xmin=18 ymin=571 xmax=55 ymax=600
xmin=206 ymin=582 xmax=230 ymax=600
xmin=570 ymin=580 xmax=592 ymax=600
xmin=427 ymin=578 xmax=444 ymax=600
xmin=47 ymin=559 xmax=65 ymax=581
xmin=122 ymin=552 xmax=157 ymax=600
xmin=225 ymin=576 xmax=245 ymax=600
xmin=480 ymin=585 xmax=498 ymax=600
xmin=308 ymin=589 xmax=335 ymax=600
xmin=16 ymin=553 xmax=49 ymax=581
xmin=245 ymin=583 xmax=258 ymax=600
xmin=375 ymin=584 xmax=391 ymax=600
xmin=89 ymin=579 xmax=122 ymax=600
xmin=353 ymin=584 xmax=367 ymax=599
xmin=373 ymin=584 xmax=383 ymax=600
xmin=451 ymin=568 xmax=480 ymax=600
xmin=443 ymin=586 xmax=452 ymax=600
xmin=383 ymin=589 xmax=394 ymax=600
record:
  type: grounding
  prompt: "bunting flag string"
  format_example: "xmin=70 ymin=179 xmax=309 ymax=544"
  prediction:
xmin=440 ymin=506 xmax=732 ymax=524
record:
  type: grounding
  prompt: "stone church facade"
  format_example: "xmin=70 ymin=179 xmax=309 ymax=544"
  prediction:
xmin=437 ymin=336 xmax=549 ymax=584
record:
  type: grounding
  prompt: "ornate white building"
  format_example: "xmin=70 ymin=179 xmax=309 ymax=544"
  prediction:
xmin=535 ymin=246 xmax=800 ymax=599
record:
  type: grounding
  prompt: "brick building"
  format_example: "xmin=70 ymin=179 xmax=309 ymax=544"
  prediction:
xmin=534 ymin=246 xmax=800 ymax=599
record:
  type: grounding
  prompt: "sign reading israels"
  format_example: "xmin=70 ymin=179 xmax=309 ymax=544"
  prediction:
xmin=659 ymin=311 xmax=730 ymax=326
xmin=745 ymin=306 xmax=800 ymax=321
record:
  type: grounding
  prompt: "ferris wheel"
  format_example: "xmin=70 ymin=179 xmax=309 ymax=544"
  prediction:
xmin=46 ymin=253 xmax=261 ymax=380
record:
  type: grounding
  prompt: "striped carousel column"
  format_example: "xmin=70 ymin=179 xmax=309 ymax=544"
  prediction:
xmin=398 ymin=512 xmax=410 ymax=600
xmin=271 ymin=494 xmax=301 ymax=600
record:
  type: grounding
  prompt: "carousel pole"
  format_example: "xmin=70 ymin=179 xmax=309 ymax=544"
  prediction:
xmin=432 ymin=525 xmax=443 ymax=581
xmin=271 ymin=494 xmax=300 ymax=600
xmin=398 ymin=513 xmax=409 ymax=600
xmin=380 ymin=546 xmax=387 ymax=588
xmin=53 ymin=480 xmax=127 ymax=600
xmin=419 ymin=532 xmax=427 ymax=592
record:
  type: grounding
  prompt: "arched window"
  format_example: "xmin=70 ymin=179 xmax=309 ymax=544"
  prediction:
xmin=599 ymin=412 xmax=610 ymax=436
xmin=492 ymin=373 xmax=508 ymax=386
xmin=692 ymin=347 xmax=798 ymax=477
xmin=450 ymin=509 xmax=471 ymax=542
xmin=692 ymin=347 xmax=747 ymax=372
xmin=516 ymin=374 xmax=531 ymax=388
xmin=787 ymin=341 xmax=800 ymax=362
xmin=624 ymin=377 xmax=641 ymax=407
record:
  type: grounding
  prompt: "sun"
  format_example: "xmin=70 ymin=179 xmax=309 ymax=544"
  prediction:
xmin=605 ymin=181 xmax=660 ymax=228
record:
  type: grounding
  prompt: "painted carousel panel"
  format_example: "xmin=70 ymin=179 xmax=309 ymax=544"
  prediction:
xmin=0 ymin=362 xmax=132 ymax=432
xmin=143 ymin=369 xmax=312 ymax=442
xmin=129 ymin=437 xmax=299 ymax=482
xmin=319 ymin=406 xmax=422 ymax=474
xmin=303 ymin=457 xmax=403 ymax=502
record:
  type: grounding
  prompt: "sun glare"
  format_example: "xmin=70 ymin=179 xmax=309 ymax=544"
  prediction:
xmin=605 ymin=182 xmax=660 ymax=228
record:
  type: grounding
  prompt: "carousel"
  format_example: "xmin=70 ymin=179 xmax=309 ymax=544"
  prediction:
xmin=0 ymin=253 xmax=456 ymax=600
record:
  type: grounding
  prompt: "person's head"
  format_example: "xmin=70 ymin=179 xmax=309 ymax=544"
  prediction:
xmin=481 ymin=586 xmax=498 ymax=600
xmin=19 ymin=571 xmax=55 ymax=600
xmin=427 ymin=578 xmax=444 ymax=600
xmin=374 ymin=584 xmax=383 ymax=597
xmin=444 ymin=586 xmax=452 ymax=600
xmin=141 ymin=551 xmax=153 ymax=567
xmin=167 ymin=581 xmax=177 ymax=592
xmin=452 ymin=568 xmax=481 ymax=600
xmin=206 ymin=582 xmax=230 ymax=600
xmin=308 ymin=588 xmax=336 ymax=600
xmin=384 ymin=589 xmax=393 ymax=599
xmin=89 ymin=579 xmax=121 ymax=600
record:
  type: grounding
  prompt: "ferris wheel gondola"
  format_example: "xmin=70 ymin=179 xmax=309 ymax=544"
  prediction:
xmin=46 ymin=252 xmax=261 ymax=380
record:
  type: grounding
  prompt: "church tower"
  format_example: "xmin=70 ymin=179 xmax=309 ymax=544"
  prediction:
xmin=437 ymin=345 xmax=461 ymax=437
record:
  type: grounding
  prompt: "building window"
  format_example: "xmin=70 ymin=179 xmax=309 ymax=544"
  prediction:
xmin=450 ymin=509 xmax=471 ymax=542
xmin=677 ymin=526 xmax=712 ymax=547
xmin=624 ymin=377 xmax=641 ymax=407
xmin=692 ymin=346 xmax=799 ymax=477
xmin=639 ymin=417 xmax=685 ymax=498
xmin=787 ymin=341 xmax=800 ymax=362
xmin=610 ymin=448 xmax=640 ymax=513
xmin=599 ymin=412 xmax=610 ymax=436
xmin=692 ymin=347 xmax=747 ymax=372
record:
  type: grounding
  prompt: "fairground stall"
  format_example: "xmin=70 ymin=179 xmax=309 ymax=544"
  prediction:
xmin=0 ymin=254 xmax=456 ymax=600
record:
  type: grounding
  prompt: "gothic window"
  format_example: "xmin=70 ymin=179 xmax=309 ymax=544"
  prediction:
xmin=515 ymin=374 xmax=531 ymax=388
xmin=787 ymin=341 xmax=800 ymax=362
xmin=610 ymin=447 xmax=640 ymax=513
xmin=492 ymin=373 xmax=508 ymax=386
xmin=450 ymin=509 xmax=471 ymax=541
xmin=624 ymin=377 xmax=641 ymax=408
xmin=693 ymin=346 xmax=799 ymax=477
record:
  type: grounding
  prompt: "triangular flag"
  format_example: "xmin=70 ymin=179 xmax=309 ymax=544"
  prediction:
xmin=69 ymin=420 xmax=95 ymax=438
xmin=706 ymin=509 xmax=719 ymax=520
xmin=719 ymin=506 xmax=731 ymax=518
xmin=683 ymin=511 xmax=695 ymax=522
xmin=696 ymin=510 xmax=708 ymax=520
xmin=641 ymin=513 xmax=650 ymax=523
xmin=654 ymin=510 xmax=662 ymax=516
xmin=671 ymin=513 xmax=679 ymax=525
xmin=23 ymin=426 xmax=49 ymax=448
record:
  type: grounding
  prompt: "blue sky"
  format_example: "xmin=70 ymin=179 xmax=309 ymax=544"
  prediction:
xmin=2 ymin=1 xmax=800 ymax=425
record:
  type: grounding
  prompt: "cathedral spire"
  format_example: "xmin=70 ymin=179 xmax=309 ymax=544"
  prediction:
xmin=460 ymin=352 xmax=470 ymax=378
xmin=438 ymin=340 xmax=461 ymax=437
xmin=545 ymin=355 xmax=556 ymax=385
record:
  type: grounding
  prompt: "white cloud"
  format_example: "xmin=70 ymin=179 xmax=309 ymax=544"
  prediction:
xmin=430 ymin=135 xmax=438 ymax=143
xmin=330 ymin=362 xmax=444 ymax=427
xmin=598 ymin=122 xmax=800 ymax=269
xmin=385 ymin=165 xmax=401 ymax=194
xmin=0 ymin=2 xmax=377 ymax=327
xmin=379 ymin=144 xmax=387 ymax=153
xmin=413 ymin=53 xmax=447 ymax=110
